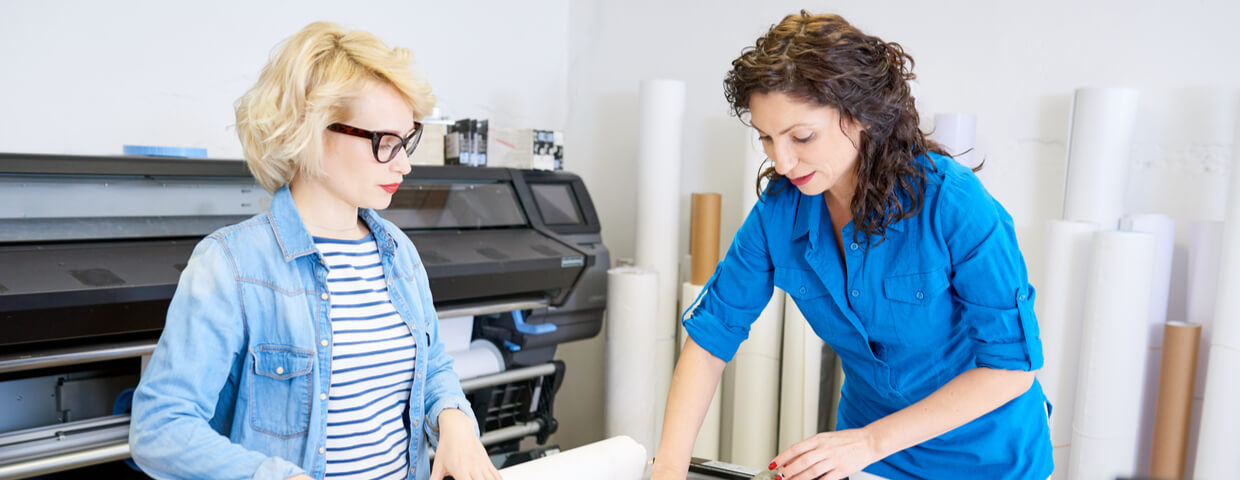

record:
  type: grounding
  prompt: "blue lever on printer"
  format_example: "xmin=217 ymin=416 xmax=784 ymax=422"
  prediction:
xmin=512 ymin=310 xmax=557 ymax=335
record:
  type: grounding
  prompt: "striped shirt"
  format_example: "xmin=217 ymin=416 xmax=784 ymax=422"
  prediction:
xmin=315 ymin=234 xmax=416 ymax=480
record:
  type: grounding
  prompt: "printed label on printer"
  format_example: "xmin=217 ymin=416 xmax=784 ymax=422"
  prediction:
xmin=561 ymin=256 xmax=584 ymax=268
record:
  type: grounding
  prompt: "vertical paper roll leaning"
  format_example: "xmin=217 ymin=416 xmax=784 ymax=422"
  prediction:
xmin=498 ymin=435 xmax=648 ymax=480
xmin=604 ymin=267 xmax=661 ymax=455
xmin=779 ymin=295 xmax=823 ymax=453
xmin=1035 ymin=219 xmax=1100 ymax=479
xmin=1061 ymin=88 xmax=1139 ymax=229
xmin=1150 ymin=321 xmax=1202 ymax=479
xmin=930 ymin=113 xmax=978 ymax=168
xmin=1119 ymin=213 xmax=1175 ymax=474
xmin=680 ymin=282 xmax=722 ymax=460
xmin=1184 ymin=221 xmax=1223 ymax=477
xmin=1068 ymin=230 xmax=1156 ymax=480
xmin=633 ymin=79 xmax=686 ymax=445
xmin=1193 ymin=102 xmax=1240 ymax=479
xmin=690 ymin=193 xmax=722 ymax=286
xmin=721 ymin=288 xmax=784 ymax=467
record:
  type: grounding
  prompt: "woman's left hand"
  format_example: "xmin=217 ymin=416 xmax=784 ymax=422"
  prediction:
xmin=430 ymin=409 xmax=500 ymax=480
xmin=769 ymin=428 xmax=884 ymax=480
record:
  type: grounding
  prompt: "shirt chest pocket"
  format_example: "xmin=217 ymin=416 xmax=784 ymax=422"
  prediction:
xmin=249 ymin=344 xmax=314 ymax=438
xmin=883 ymin=269 xmax=952 ymax=343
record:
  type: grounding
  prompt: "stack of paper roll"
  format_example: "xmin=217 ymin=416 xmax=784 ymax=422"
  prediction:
xmin=1068 ymin=230 xmax=1157 ymax=480
xmin=1193 ymin=105 xmax=1240 ymax=479
xmin=1061 ymin=88 xmax=1139 ymax=230
xmin=1184 ymin=221 xmax=1223 ymax=476
xmin=1118 ymin=213 xmax=1175 ymax=474
xmin=778 ymin=297 xmax=823 ymax=453
xmin=498 ymin=435 xmax=648 ymax=480
xmin=715 ymin=129 xmax=785 ymax=466
xmin=679 ymin=193 xmax=723 ymax=460
xmin=1150 ymin=321 xmax=1202 ymax=479
xmin=633 ymin=78 xmax=685 ymax=450
xmin=605 ymin=267 xmax=660 ymax=454
xmin=1034 ymin=219 xmax=1100 ymax=478
xmin=930 ymin=113 xmax=978 ymax=168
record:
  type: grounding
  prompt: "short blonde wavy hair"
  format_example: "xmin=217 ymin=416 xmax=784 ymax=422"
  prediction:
xmin=235 ymin=22 xmax=434 ymax=193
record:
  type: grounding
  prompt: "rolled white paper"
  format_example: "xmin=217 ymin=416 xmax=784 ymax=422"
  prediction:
xmin=721 ymin=287 xmax=784 ymax=467
xmin=679 ymin=281 xmax=722 ymax=460
xmin=1062 ymin=88 xmax=1140 ymax=229
xmin=1193 ymin=109 xmax=1240 ymax=479
xmin=1069 ymin=230 xmax=1157 ymax=480
xmin=1119 ymin=213 xmax=1176 ymax=474
xmin=1184 ymin=221 xmax=1223 ymax=477
xmin=931 ymin=113 xmax=978 ymax=168
xmin=450 ymin=339 xmax=506 ymax=380
xmin=778 ymin=294 xmax=822 ymax=453
xmin=605 ymin=267 xmax=660 ymax=454
xmin=1034 ymin=219 xmax=1100 ymax=479
xmin=498 ymin=435 xmax=648 ymax=480
xmin=438 ymin=315 xmax=475 ymax=353
xmin=634 ymin=79 xmax=685 ymax=449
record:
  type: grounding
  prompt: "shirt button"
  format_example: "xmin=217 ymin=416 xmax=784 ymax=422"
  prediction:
xmin=320 ymin=339 xmax=329 ymax=347
xmin=798 ymin=286 xmax=807 ymax=295
xmin=849 ymin=243 xmax=859 ymax=251
xmin=319 ymin=446 xmax=325 ymax=454
xmin=320 ymin=393 xmax=327 ymax=400
xmin=1019 ymin=294 xmax=1028 ymax=301
xmin=320 ymin=292 xmax=329 ymax=300
xmin=851 ymin=289 xmax=860 ymax=297
xmin=417 ymin=372 xmax=423 ymax=379
xmin=915 ymin=291 xmax=925 ymax=300
xmin=275 ymin=366 xmax=284 ymax=375
xmin=413 ymin=419 xmax=419 ymax=427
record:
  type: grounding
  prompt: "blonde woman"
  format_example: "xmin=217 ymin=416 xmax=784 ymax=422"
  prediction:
xmin=130 ymin=22 xmax=499 ymax=480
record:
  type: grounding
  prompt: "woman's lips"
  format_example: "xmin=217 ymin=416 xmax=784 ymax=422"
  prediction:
xmin=381 ymin=183 xmax=401 ymax=194
xmin=789 ymin=172 xmax=815 ymax=186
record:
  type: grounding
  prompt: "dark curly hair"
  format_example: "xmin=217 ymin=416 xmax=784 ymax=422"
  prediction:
xmin=724 ymin=11 xmax=951 ymax=245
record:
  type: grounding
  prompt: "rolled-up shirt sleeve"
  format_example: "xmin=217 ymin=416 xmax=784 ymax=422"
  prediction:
xmin=683 ymin=202 xmax=776 ymax=363
xmin=938 ymin=171 xmax=1044 ymax=372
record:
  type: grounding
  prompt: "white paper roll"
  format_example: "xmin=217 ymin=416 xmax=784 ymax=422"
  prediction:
xmin=1185 ymin=221 xmax=1223 ymax=477
xmin=1193 ymin=109 xmax=1240 ymax=478
xmin=634 ymin=79 xmax=686 ymax=445
xmin=450 ymin=339 xmax=506 ymax=380
xmin=778 ymin=294 xmax=822 ymax=453
xmin=679 ymin=281 xmax=722 ymax=460
xmin=1118 ymin=213 xmax=1176 ymax=474
xmin=721 ymin=287 xmax=784 ymax=467
xmin=605 ymin=267 xmax=660 ymax=455
xmin=1034 ymin=219 xmax=1100 ymax=478
xmin=1068 ymin=230 xmax=1157 ymax=480
xmin=931 ymin=113 xmax=978 ymax=168
xmin=498 ymin=435 xmax=648 ymax=480
xmin=438 ymin=315 xmax=475 ymax=353
xmin=1062 ymin=88 xmax=1140 ymax=229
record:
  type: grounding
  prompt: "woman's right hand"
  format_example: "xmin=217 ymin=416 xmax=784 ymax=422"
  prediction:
xmin=649 ymin=337 xmax=728 ymax=480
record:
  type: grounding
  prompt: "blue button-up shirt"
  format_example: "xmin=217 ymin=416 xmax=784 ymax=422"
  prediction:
xmin=131 ymin=186 xmax=475 ymax=480
xmin=684 ymin=154 xmax=1052 ymax=479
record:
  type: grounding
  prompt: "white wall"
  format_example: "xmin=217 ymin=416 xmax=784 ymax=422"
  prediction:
xmin=0 ymin=0 xmax=568 ymax=156
xmin=564 ymin=0 xmax=1239 ymax=453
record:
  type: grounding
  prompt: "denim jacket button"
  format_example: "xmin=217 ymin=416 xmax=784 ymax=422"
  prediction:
xmin=320 ymin=292 xmax=329 ymax=300
xmin=275 ymin=366 xmax=284 ymax=375
xmin=320 ymin=339 xmax=328 ymax=347
xmin=320 ymin=393 xmax=327 ymax=400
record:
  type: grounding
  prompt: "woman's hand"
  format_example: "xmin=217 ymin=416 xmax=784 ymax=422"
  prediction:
xmin=769 ymin=428 xmax=883 ymax=480
xmin=430 ymin=409 xmax=500 ymax=480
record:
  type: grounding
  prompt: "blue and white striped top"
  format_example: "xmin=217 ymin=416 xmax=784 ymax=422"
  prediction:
xmin=315 ymin=234 xmax=416 ymax=480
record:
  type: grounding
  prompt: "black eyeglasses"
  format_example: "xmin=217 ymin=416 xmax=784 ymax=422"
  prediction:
xmin=327 ymin=122 xmax=424 ymax=163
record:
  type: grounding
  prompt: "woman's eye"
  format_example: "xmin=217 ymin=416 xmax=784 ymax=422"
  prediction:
xmin=793 ymin=133 xmax=815 ymax=143
xmin=758 ymin=135 xmax=772 ymax=143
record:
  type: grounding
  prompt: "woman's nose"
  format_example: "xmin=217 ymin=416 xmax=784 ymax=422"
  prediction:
xmin=392 ymin=151 xmax=413 ymax=176
xmin=768 ymin=143 xmax=795 ymax=175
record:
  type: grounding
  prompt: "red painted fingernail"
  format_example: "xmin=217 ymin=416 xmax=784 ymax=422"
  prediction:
xmin=776 ymin=475 xmax=784 ymax=480
xmin=768 ymin=461 xmax=778 ymax=470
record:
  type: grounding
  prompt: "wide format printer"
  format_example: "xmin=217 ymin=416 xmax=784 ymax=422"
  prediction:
xmin=0 ymin=152 xmax=608 ymax=478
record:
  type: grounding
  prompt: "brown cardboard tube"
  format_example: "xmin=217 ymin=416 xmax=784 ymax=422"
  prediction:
xmin=1149 ymin=321 xmax=1202 ymax=479
xmin=689 ymin=193 xmax=721 ymax=285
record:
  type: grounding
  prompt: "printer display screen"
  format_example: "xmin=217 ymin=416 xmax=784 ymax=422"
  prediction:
xmin=386 ymin=181 xmax=527 ymax=229
xmin=530 ymin=183 xmax=583 ymax=226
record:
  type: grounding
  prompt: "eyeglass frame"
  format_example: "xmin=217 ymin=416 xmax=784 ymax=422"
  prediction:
xmin=326 ymin=122 xmax=424 ymax=164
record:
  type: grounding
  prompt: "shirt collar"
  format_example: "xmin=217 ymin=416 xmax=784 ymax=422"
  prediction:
xmin=267 ymin=186 xmax=399 ymax=262
xmin=790 ymin=190 xmax=906 ymax=248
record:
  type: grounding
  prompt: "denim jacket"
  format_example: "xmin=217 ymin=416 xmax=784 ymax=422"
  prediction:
xmin=130 ymin=186 xmax=475 ymax=480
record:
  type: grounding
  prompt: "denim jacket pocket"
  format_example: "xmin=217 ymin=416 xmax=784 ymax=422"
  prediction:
xmin=249 ymin=344 xmax=313 ymax=438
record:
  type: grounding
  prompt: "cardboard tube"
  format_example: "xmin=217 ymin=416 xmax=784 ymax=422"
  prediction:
xmin=1150 ymin=321 xmax=1202 ymax=479
xmin=690 ymin=193 xmax=722 ymax=285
